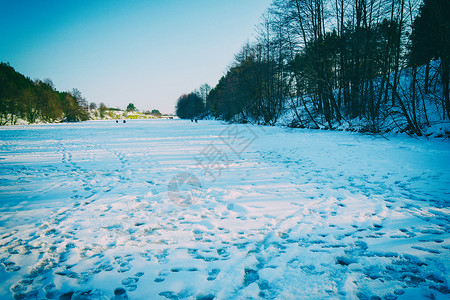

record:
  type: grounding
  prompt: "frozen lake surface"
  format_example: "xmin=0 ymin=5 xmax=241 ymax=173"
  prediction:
xmin=0 ymin=120 xmax=449 ymax=299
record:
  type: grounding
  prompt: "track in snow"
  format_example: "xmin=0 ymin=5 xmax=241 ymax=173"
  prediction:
xmin=0 ymin=120 xmax=449 ymax=299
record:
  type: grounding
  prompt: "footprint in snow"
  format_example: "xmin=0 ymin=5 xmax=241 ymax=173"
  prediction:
xmin=243 ymin=268 xmax=259 ymax=286
xmin=2 ymin=261 xmax=21 ymax=272
xmin=43 ymin=283 xmax=57 ymax=299
xmin=207 ymin=268 xmax=220 ymax=281
xmin=121 ymin=275 xmax=140 ymax=288
xmin=114 ymin=287 xmax=128 ymax=299
xmin=11 ymin=279 xmax=33 ymax=294
xmin=154 ymin=270 xmax=170 ymax=282
xmin=114 ymin=255 xmax=134 ymax=273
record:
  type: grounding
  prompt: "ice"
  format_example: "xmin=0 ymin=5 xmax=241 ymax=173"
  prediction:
xmin=0 ymin=119 xmax=449 ymax=299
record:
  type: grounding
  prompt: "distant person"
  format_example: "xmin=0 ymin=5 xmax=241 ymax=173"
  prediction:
xmin=191 ymin=118 xmax=193 ymax=122
xmin=116 ymin=120 xmax=118 ymax=123
xmin=123 ymin=120 xmax=126 ymax=123
xmin=195 ymin=118 xmax=198 ymax=123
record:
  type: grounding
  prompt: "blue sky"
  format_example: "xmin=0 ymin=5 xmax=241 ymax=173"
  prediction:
xmin=0 ymin=0 xmax=271 ymax=113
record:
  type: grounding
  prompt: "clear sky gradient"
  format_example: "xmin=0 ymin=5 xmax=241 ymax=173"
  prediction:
xmin=1 ymin=0 xmax=271 ymax=114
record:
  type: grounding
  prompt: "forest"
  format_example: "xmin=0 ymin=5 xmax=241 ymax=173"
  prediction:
xmin=0 ymin=62 xmax=89 ymax=125
xmin=176 ymin=0 xmax=449 ymax=136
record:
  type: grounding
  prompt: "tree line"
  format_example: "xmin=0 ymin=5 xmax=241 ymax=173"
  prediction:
xmin=0 ymin=62 xmax=89 ymax=125
xmin=175 ymin=83 xmax=211 ymax=120
xmin=177 ymin=0 xmax=449 ymax=136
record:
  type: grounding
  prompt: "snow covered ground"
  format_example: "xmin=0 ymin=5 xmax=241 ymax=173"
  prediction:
xmin=0 ymin=120 xmax=449 ymax=300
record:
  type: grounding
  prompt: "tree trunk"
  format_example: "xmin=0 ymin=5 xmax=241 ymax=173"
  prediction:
xmin=392 ymin=0 xmax=404 ymax=106
xmin=424 ymin=61 xmax=430 ymax=94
